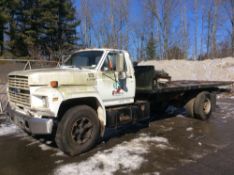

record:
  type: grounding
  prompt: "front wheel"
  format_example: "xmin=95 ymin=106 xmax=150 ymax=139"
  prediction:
xmin=55 ymin=105 xmax=100 ymax=156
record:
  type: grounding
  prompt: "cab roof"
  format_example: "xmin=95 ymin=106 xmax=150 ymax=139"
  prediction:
xmin=76 ymin=48 xmax=127 ymax=53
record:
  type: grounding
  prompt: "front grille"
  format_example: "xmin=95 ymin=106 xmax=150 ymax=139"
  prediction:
xmin=8 ymin=75 xmax=31 ymax=107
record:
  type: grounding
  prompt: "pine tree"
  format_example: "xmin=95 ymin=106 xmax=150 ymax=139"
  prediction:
xmin=6 ymin=0 xmax=25 ymax=56
xmin=146 ymin=34 xmax=156 ymax=60
xmin=40 ymin=0 xmax=79 ymax=60
xmin=1 ymin=0 xmax=79 ymax=59
xmin=17 ymin=0 xmax=60 ymax=58
xmin=0 ymin=0 xmax=21 ymax=56
xmin=38 ymin=0 xmax=60 ymax=59
xmin=0 ymin=0 xmax=11 ymax=55
xmin=0 ymin=9 xmax=7 ymax=55
xmin=55 ymin=0 xmax=80 ymax=59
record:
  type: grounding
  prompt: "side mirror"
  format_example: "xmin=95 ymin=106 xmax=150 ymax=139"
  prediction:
xmin=116 ymin=53 xmax=125 ymax=72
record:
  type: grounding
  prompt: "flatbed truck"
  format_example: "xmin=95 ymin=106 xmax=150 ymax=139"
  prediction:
xmin=7 ymin=48 xmax=233 ymax=155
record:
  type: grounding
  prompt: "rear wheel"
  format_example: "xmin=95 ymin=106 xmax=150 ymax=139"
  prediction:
xmin=184 ymin=97 xmax=195 ymax=117
xmin=55 ymin=105 xmax=100 ymax=156
xmin=194 ymin=92 xmax=213 ymax=120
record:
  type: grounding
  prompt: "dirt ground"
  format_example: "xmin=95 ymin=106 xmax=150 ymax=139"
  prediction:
xmin=0 ymin=94 xmax=234 ymax=175
xmin=0 ymin=58 xmax=233 ymax=175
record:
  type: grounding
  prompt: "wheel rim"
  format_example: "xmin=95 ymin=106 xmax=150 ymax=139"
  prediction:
xmin=203 ymin=98 xmax=211 ymax=114
xmin=71 ymin=117 xmax=93 ymax=144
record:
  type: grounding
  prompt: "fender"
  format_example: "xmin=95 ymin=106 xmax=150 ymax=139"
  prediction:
xmin=57 ymin=86 xmax=107 ymax=137
xmin=31 ymin=86 xmax=107 ymax=137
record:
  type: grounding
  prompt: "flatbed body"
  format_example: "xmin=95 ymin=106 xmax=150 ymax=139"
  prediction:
xmin=134 ymin=66 xmax=233 ymax=95
xmin=138 ymin=80 xmax=233 ymax=94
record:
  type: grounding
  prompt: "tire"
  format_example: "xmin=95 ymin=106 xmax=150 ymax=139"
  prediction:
xmin=194 ymin=91 xmax=213 ymax=120
xmin=184 ymin=97 xmax=195 ymax=117
xmin=55 ymin=105 xmax=100 ymax=156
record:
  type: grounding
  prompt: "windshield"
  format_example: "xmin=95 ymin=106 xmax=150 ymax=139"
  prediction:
xmin=65 ymin=51 xmax=103 ymax=69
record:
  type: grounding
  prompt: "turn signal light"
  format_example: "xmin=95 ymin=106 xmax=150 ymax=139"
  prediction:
xmin=50 ymin=81 xmax=58 ymax=88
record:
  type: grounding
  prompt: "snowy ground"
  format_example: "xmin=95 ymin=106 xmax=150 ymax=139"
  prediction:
xmin=55 ymin=133 xmax=168 ymax=175
xmin=0 ymin=123 xmax=21 ymax=137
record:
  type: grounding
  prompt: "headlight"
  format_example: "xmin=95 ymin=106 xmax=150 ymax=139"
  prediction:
xmin=31 ymin=95 xmax=48 ymax=108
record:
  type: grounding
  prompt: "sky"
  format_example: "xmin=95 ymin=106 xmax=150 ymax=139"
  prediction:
xmin=74 ymin=0 xmax=231 ymax=59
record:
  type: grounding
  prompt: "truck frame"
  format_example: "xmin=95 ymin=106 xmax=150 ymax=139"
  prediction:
xmin=7 ymin=48 xmax=233 ymax=156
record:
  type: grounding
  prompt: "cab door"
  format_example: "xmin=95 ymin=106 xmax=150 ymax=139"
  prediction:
xmin=97 ymin=51 xmax=135 ymax=106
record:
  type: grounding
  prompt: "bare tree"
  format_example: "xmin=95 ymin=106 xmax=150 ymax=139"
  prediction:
xmin=81 ymin=0 xmax=129 ymax=49
xmin=203 ymin=0 xmax=221 ymax=58
xmin=206 ymin=4 xmax=212 ymax=56
xmin=223 ymin=0 xmax=234 ymax=56
xmin=128 ymin=18 xmax=147 ymax=60
xmin=77 ymin=0 xmax=229 ymax=60
xmin=211 ymin=0 xmax=220 ymax=58
xmin=179 ymin=0 xmax=189 ymax=59
xmin=79 ymin=0 xmax=93 ymax=47
xmin=200 ymin=3 xmax=205 ymax=58
xmin=131 ymin=1 xmax=152 ymax=59
xmin=144 ymin=0 xmax=178 ymax=59
xmin=193 ymin=0 xmax=198 ymax=59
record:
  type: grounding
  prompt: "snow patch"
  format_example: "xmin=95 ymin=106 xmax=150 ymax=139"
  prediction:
xmin=26 ymin=140 xmax=40 ymax=147
xmin=176 ymin=114 xmax=185 ymax=118
xmin=54 ymin=133 xmax=169 ymax=175
xmin=180 ymin=159 xmax=196 ymax=164
xmin=46 ymin=141 xmax=53 ymax=144
xmin=55 ymin=160 xmax=64 ymax=164
xmin=39 ymin=144 xmax=53 ymax=151
xmin=188 ymin=134 xmax=194 ymax=139
xmin=52 ymin=151 xmax=66 ymax=157
xmin=0 ymin=123 xmax=20 ymax=136
xmin=143 ymin=172 xmax=160 ymax=175
xmin=139 ymin=57 xmax=234 ymax=81
xmin=186 ymin=127 xmax=193 ymax=132
xmin=155 ymin=144 xmax=173 ymax=150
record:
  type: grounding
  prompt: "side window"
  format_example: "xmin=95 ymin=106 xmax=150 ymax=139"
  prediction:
xmin=101 ymin=52 xmax=126 ymax=71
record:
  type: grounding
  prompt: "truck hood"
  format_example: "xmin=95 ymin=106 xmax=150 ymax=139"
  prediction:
xmin=8 ymin=67 xmax=97 ymax=86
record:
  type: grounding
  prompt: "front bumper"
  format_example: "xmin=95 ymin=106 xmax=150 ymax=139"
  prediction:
xmin=8 ymin=107 xmax=54 ymax=135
